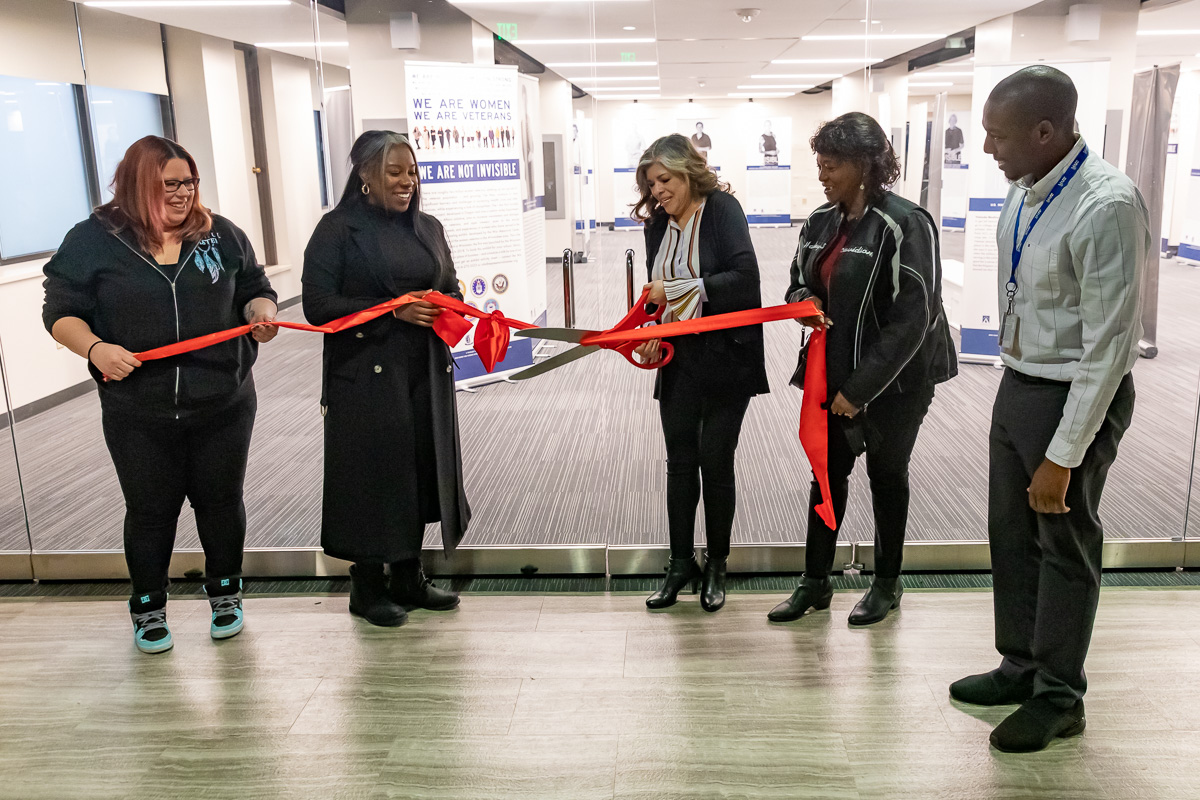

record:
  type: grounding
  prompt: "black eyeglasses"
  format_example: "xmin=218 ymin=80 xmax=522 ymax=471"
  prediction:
xmin=164 ymin=178 xmax=199 ymax=194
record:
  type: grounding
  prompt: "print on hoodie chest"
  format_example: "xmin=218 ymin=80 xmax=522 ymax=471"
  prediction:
xmin=193 ymin=232 xmax=224 ymax=284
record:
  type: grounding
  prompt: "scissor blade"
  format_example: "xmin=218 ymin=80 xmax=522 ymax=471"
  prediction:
xmin=514 ymin=327 xmax=592 ymax=343
xmin=510 ymin=345 xmax=599 ymax=380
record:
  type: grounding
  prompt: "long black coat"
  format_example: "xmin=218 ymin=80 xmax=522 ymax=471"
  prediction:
xmin=302 ymin=202 xmax=470 ymax=562
xmin=643 ymin=189 xmax=770 ymax=399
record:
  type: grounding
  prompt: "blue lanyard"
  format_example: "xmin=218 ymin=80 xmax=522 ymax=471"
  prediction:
xmin=1008 ymin=145 xmax=1088 ymax=296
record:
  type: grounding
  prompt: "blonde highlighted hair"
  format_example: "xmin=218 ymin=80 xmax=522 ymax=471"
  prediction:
xmin=631 ymin=134 xmax=730 ymax=222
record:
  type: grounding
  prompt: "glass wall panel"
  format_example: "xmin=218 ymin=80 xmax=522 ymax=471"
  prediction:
xmin=87 ymin=84 xmax=168 ymax=204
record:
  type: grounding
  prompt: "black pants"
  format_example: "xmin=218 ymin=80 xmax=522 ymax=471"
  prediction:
xmin=804 ymin=388 xmax=934 ymax=580
xmin=658 ymin=377 xmax=752 ymax=561
xmin=990 ymin=368 xmax=1134 ymax=707
xmin=101 ymin=387 xmax=257 ymax=604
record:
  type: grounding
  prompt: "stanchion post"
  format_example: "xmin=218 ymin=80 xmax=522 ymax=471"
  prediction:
xmin=562 ymin=248 xmax=575 ymax=328
xmin=625 ymin=248 xmax=635 ymax=309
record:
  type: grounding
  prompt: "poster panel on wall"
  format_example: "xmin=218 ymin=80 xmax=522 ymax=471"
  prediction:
xmin=611 ymin=112 xmax=661 ymax=229
xmin=674 ymin=117 xmax=725 ymax=179
xmin=959 ymin=60 xmax=1110 ymax=363
xmin=518 ymin=74 xmax=547 ymax=328
xmin=405 ymin=61 xmax=534 ymax=383
xmin=741 ymin=113 xmax=791 ymax=226
xmin=942 ymin=111 xmax=969 ymax=230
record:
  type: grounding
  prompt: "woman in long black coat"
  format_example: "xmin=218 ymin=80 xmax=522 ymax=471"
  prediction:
xmin=303 ymin=131 xmax=469 ymax=627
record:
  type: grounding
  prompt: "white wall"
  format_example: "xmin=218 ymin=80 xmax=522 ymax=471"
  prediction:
xmin=591 ymin=93 xmax=833 ymax=225
xmin=78 ymin=5 xmax=168 ymax=95
xmin=0 ymin=0 xmax=84 ymax=84
xmin=540 ymin=74 xmax=574 ymax=258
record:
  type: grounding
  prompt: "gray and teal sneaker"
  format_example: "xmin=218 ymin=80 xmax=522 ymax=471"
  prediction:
xmin=129 ymin=592 xmax=173 ymax=654
xmin=204 ymin=577 xmax=244 ymax=640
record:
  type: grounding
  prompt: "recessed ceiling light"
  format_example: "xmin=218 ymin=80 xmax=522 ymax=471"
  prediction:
xmin=736 ymin=84 xmax=813 ymax=89
xmin=859 ymin=19 xmax=881 ymax=23
xmin=727 ymin=92 xmax=795 ymax=98
xmin=587 ymin=86 xmax=661 ymax=92
xmin=547 ymin=61 xmax=658 ymax=67
xmin=85 ymin=0 xmax=288 ymax=6
xmin=623 ymin=26 xmax=636 ymax=31
xmin=802 ymin=33 xmax=946 ymax=41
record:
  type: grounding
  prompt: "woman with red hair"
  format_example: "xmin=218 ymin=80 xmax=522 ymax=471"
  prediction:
xmin=42 ymin=135 xmax=279 ymax=654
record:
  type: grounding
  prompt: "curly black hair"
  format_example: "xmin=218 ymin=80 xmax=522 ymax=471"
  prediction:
xmin=809 ymin=112 xmax=901 ymax=204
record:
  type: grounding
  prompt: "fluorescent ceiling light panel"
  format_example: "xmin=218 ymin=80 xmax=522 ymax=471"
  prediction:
xmin=257 ymin=41 xmax=349 ymax=47
xmin=569 ymin=76 xmax=660 ymax=82
xmin=456 ymin=0 xmax=648 ymax=4
xmin=1138 ymin=30 xmax=1200 ymax=36
xmin=736 ymin=84 xmax=813 ymax=89
xmin=771 ymin=58 xmax=880 ymax=64
xmin=750 ymin=73 xmax=840 ymax=79
xmin=919 ymin=71 xmax=973 ymax=76
xmin=727 ymin=92 xmax=795 ymax=98
xmin=324 ymin=85 xmax=352 ymax=92
xmin=86 ymin=1 xmax=288 ymax=6
xmin=511 ymin=38 xmax=654 ymax=45
xmin=909 ymin=81 xmax=953 ymax=87
xmin=802 ymin=33 xmax=946 ymax=41
xmin=547 ymin=61 xmax=657 ymax=67
xmin=587 ymin=86 xmax=661 ymax=91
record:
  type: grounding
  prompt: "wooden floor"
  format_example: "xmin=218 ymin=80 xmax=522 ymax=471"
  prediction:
xmin=1 ymin=587 xmax=1199 ymax=799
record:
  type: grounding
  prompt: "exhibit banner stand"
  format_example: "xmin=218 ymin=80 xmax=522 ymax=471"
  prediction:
xmin=960 ymin=60 xmax=1110 ymax=364
xmin=405 ymin=62 xmax=545 ymax=388
xmin=742 ymin=114 xmax=791 ymax=226
xmin=611 ymin=110 xmax=660 ymax=230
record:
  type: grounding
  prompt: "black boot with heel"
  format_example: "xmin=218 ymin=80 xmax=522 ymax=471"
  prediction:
xmin=700 ymin=553 xmax=727 ymax=612
xmin=767 ymin=575 xmax=833 ymax=622
xmin=847 ymin=576 xmax=902 ymax=626
xmin=646 ymin=556 xmax=702 ymax=609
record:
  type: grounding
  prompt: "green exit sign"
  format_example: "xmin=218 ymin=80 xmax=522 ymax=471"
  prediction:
xmin=497 ymin=23 xmax=518 ymax=41
xmin=620 ymin=52 xmax=636 ymax=62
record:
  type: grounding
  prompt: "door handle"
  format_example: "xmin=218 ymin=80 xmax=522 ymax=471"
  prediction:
xmin=251 ymin=167 xmax=263 ymax=174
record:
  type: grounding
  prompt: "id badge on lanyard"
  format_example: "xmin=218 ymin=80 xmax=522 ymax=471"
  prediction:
xmin=1003 ymin=145 xmax=1088 ymax=355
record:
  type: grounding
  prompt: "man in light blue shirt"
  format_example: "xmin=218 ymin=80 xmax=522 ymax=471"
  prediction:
xmin=949 ymin=66 xmax=1149 ymax=753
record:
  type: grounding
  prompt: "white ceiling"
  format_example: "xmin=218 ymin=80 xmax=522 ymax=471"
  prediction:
xmin=450 ymin=0 xmax=1044 ymax=98
xmin=67 ymin=0 xmax=351 ymax=68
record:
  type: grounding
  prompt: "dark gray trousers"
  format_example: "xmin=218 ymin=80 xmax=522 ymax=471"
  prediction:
xmin=989 ymin=368 xmax=1135 ymax=707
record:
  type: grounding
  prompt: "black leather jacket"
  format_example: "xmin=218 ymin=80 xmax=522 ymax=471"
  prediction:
xmin=786 ymin=192 xmax=957 ymax=406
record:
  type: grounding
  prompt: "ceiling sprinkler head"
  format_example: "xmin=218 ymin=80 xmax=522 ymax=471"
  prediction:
xmin=736 ymin=8 xmax=760 ymax=23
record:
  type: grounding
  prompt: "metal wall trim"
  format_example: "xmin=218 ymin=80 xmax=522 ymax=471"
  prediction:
xmin=0 ymin=551 xmax=33 ymax=581
xmin=18 ymin=539 xmax=1192 ymax=581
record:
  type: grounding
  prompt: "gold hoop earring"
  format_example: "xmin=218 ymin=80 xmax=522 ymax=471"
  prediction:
xmin=859 ymin=183 xmax=865 ymax=191
xmin=361 ymin=183 xmax=370 ymax=195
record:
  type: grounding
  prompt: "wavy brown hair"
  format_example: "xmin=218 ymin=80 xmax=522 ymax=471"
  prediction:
xmin=810 ymin=112 xmax=901 ymax=205
xmin=631 ymin=134 xmax=730 ymax=222
xmin=95 ymin=136 xmax=212 ymax=254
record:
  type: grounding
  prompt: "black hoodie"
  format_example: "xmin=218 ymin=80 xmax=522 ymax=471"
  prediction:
xmin=42 ymin=213 xmax=277 ymax=419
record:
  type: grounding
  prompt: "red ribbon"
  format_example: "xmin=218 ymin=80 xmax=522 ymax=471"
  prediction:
xmin=131 ymin=291 xmax=835 ymax=528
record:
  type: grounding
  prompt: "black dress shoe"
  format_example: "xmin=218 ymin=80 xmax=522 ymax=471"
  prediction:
xmin=847 ymin=577 xmax=902 ymax=626
xmin=949 ymin=668 xmax=1035 ymax=706
xmin=767 ymin=576 xmax=833 ymax=622
xmin=700 ymin=553 xmax=727 ymax=613
xmin=389 ymin=558 xmax=460 ymax=611
xmin=646 ymin=557 xmax=701 ymax=609
xmin=349 ymin=563 xmax=408 ymax=627
xmin=990 ymin=698 xmax=1085 ymax=753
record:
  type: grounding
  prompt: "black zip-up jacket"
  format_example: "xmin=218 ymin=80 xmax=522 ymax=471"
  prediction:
xmin=42 ymin=213 xmax=277 ymax=418
xmin=786 ymin=192 xmax=957 ymax=407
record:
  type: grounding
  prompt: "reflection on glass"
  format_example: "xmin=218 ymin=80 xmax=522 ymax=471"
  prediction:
xmin=0 ymin=335 xmax=29 ymax=556
xmin=87 ymin=84 xmax=168 ymax=203
xmin=0 ymin=74 xmax=91 ymax=260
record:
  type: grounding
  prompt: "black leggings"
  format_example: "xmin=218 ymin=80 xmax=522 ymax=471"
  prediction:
xmin=101 ymin=388 xmax=257 ymax=601
xmin=804 ymin=388 xmax=933 ymax=580
xmin=659 ymin=374 xmax=752 ymax=561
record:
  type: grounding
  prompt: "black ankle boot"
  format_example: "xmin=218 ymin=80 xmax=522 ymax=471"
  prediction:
xmin=349 ymin=563 xmax=407 ymax=626
xmin=767 ymin=575 xmax=833 ymax=622
xmin=700 ymin=553 xmax=727 ymax=613
xmin=389 ymin=558 xmax=460 ymax=611
xmin=646 ymin=556 xmax=701 ymax=609
xmin=847 ymin=576 xmax=902 ymax=626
